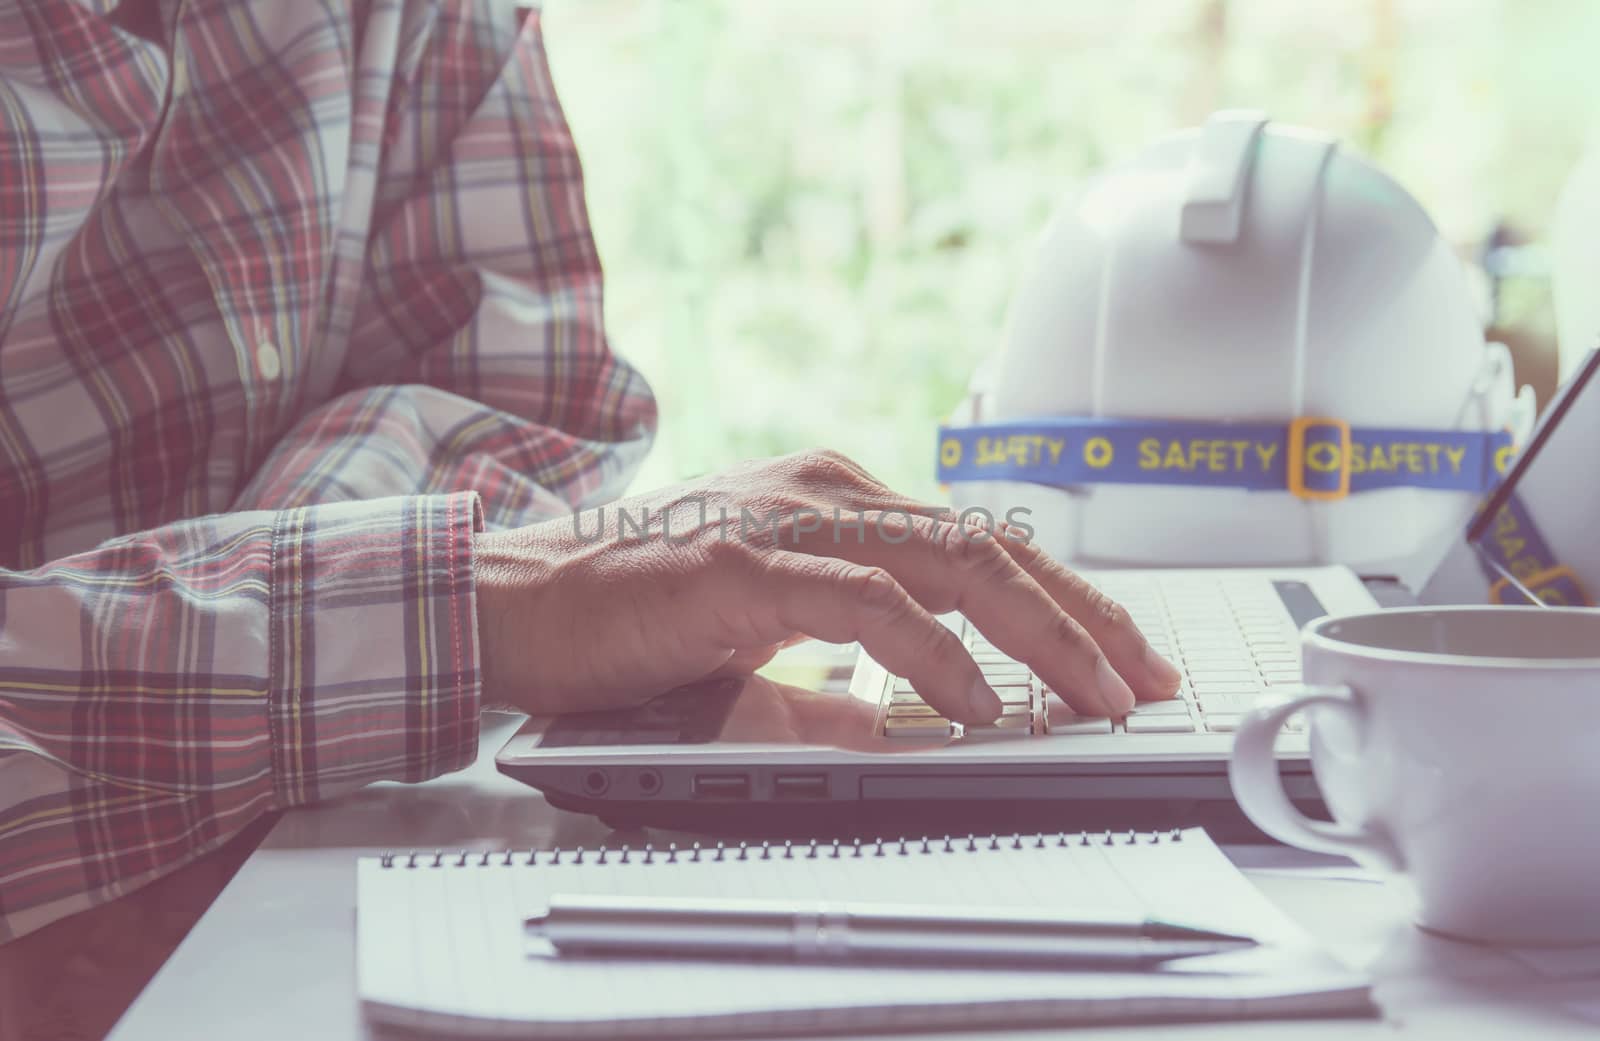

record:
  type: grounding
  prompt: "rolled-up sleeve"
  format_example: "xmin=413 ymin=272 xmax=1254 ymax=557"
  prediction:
xmin=0 ymin=493 xmax=481 ymax=942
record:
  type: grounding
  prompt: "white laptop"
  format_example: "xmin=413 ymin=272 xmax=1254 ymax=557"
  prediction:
xmin=497 ymin=353 xmax=1600 ymax=831
xmin=497 ymin=563 xmax=1381 ymax=831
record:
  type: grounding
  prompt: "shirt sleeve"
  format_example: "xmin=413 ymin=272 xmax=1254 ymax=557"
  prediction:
xmin=0 ymin=493 xmax=480 ymax=943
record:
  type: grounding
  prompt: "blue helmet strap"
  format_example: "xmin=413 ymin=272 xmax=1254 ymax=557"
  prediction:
xmin=1471 ymin=496 xmax=1591 ymax=607
xmin=937 ymin=416 xmax=1589 ymax=607
xmin=937 ymin=417 xmax=1516 ymax=501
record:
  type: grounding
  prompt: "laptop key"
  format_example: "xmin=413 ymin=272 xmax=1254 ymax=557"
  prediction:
xmin=1126 ymin=699 xmax=1192 ymax=716
xmin=1196 ymin=693 xmax=1261 ymax=712
xmin=1125 ymin=713 xmax=1198 ymax=734
xmin=961 ymin=714 xmax=1033 ymax=741
xmin=888 ymin=690 xmax=926 ymax=706
xmin=979 ymin=663 xmax=1031 ymax=680
xmin=1190 ymin=681 xmax=1263 ymax=696
xmin=1181 ymin=659 xmax=1254 ymax=672
xmin=1186 ymin=669 xmax=1258 ymax=683
xmin=1177 ymin=641 xmax=1249 ymax=656
xmin=887 ymin=704 xmax=941 ymax=717
xmin=884 ymin=716 xmax=952 ymax=739
xmin=1041 ymin=693 xmax=1113 ymax=735
xmin=1204 ymin=714 xmax=1244 ymax=732
xmin=1050 ymin=717 xmax=1115 ymax=735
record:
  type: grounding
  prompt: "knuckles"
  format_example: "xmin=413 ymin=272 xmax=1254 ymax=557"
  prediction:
xmin=1083 ymin=587 xmax=1132 ymax=635
xmin=699 ymin=532 xmax=759 ymax=571
xmin=936 ymin=517 xmax=1012 ymax=577
xmin=913 ymin=613 xmax=964 ymax=664
xmin=779 ymin=448 xmax=865 ymax=490
xmin=847 ymin=565 xmax=907 ymax=612
xmin=1050 ymin=610 xmax=1093 ymax=652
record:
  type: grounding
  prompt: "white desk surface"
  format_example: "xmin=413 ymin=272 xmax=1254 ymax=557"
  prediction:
xmin=107 ymin=713 xmax=1600 ymax=1041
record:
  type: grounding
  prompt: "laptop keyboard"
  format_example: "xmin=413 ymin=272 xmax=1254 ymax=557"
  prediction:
xmin=880 ymin=575 xmax=1307 ymax=741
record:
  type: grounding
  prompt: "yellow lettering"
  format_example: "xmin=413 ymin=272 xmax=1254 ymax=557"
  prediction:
xmin=977 ymin=437 xmax=1005 ymax=466
xmin=1083 ymin=437 xmax=1113 ymax=469
xmin=1493 ymin=444 xmax=1514 ymax=474
xmin=1445 ymin=445 xmax=1466 ymax=474
xmin=1402 ymin=443 xmax=1424 ymax=474
xmin=1141 ymin=438 xmax=1278 ymax=474
xmin=1492 ymin=503 xmax=1536 ymax=576
xmin=1306 ymin=442 xmax=1342 ymax=473
xmin=940 ymin=438 xmax=962 ymax=468
xmin=1348 ymin=444 xmax=1367 ymax=475
xmin=1423 ymin=443 xmax=1442 ymax=473
xmin=1046 ymin=438 xmax=1066 ymax=465
xmin=1539 ymin=585 xmax=1570 ymax=607
xmin=1367 ymin=444 xmax=1390 ymax=473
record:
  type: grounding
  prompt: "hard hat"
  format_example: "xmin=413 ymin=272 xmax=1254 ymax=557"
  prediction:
xmin=941 ymin=110 xmax=1535 ymax=591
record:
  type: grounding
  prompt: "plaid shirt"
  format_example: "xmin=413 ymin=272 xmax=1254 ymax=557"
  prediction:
xmin=0 ymin=0 xmax=656 ymax=943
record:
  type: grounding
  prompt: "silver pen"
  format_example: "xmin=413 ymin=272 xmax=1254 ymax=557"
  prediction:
xmin=525 ymin=894 xmax=1257 ymax=966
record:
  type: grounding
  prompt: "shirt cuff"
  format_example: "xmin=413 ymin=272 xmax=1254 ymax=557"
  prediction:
xmin=267 ymin=492 xmax=485 ymax=805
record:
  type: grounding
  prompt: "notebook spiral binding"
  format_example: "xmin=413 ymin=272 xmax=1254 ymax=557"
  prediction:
xmin=377 ymin=829 xmax=1184 ymax=869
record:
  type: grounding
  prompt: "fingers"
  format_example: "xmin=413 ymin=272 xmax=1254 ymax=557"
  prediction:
xmin=993 ymin=528 xmax=1182 ymax=701
xmin=785 ymin=512 xmax=1133 ymax=717
xmin=733 ymin=550 xmax=1000 ymax=725
xmin=760 ymin=449 xmax=1177 ymax=715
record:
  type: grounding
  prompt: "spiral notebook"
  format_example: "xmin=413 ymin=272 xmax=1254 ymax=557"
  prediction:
xmin=357 ymin=828 xmax=1373 ymax=1037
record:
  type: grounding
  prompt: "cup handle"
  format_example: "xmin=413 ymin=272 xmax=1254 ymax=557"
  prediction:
xmin=1228 ymin=684 xmax=1405 ymax=870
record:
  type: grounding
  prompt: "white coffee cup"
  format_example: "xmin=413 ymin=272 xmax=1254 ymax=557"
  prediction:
xmin=1229 ymin=605 xmax=1600 ymax=946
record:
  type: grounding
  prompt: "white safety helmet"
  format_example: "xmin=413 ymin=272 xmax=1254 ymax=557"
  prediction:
xmin=943 ymin=110 xmax=1536 ymax=591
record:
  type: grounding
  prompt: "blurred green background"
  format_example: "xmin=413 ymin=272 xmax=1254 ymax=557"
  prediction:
xmin=542 ymin=0 xmax=1600 ymax=499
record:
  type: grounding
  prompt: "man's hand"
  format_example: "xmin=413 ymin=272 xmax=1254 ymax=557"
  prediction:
xmin=473 ymin=450 xmax=1181 ymax=723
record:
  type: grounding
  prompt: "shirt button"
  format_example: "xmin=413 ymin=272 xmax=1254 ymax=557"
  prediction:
xmin=256 ymin=341 xmax=282 ymax=380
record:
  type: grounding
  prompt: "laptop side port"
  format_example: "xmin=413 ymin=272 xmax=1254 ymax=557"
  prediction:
xmin=772 ymin=773 xmax=830 ymax=800
xmin=691 ymin=773 xmax=751 ymax=800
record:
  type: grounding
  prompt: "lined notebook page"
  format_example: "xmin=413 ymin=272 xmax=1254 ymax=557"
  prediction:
xmin=358 ymin=829 xmax=1371 ymax=1038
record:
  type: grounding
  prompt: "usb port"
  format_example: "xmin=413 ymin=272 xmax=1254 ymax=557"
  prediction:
xmin=691 ymin=774 xmax=751 ymax=800
xmin=773 ymin=773 xmax=830 ymax=800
